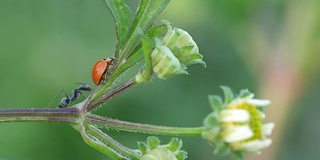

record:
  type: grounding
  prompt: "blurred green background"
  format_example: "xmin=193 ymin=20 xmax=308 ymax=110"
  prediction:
xmin=1 ymin=0 xmax=320 ymax=160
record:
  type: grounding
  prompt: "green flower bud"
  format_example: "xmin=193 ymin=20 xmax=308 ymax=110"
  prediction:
xmin=151 ymin=41 xmax=188 ymax=79
xmin=136 ymin=20 xmax=205 ymax=82
xmin=141 ymin=147 xmax=177 ymax=160
xmin=138 ymin=137 xmax=187 ymax=160
xmin=202 ymin=87 xmax=274 ymax=158
xmin=161 ymin=20 xmax=206 ymax=67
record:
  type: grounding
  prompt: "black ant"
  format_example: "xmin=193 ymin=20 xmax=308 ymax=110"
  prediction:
xmin=47 ymin=83 xmax=92 ymax=108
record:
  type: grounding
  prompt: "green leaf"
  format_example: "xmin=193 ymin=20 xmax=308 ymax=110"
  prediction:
xmin=202 ymin=114 xmax=220 ymax=144
xmin=208 ymin=95 xmax=223 ymax=112
xmin=230 ymin=151 xmax=244 ymax=160
xmin=146 ymin=23 xmax=168 ymax=38
xmin=135 ymin=37 xmax=154 ymax=83
xmin=203 ymin=113 xmax=219 ymax=127
xmin=238 ymin=88 xmax=251 ymax=98
xmin=141 ymin=37 xmax=153 ymax=73
xmin=220 ymin=86 xmax=234 ymax=105
xmin=127 ymin=24 xmax=168 ymax=61
xmin=95 ymin=0 xmax=171 ymax=96
xmin=104 ymin=0 xmax=132 ymax=59
xmin=213 ymin=139 xmax=230 ymax=156
xmin=120 ymin=0 xmax=171 ymax=59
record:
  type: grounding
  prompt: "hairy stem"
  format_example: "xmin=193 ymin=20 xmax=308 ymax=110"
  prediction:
xmin=85 ymin=114 xmax=204 ymax=136
xmin=87 ymin=78 xmax=136 ymax=111
xmin=80 ymin=124 xmax=140 ymax=160
xmin=0 ymin=107 xmax=80 ymax=124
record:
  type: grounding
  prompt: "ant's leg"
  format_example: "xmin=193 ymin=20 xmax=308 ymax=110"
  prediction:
xmin=68 ymin=84 xmax=93 ymax=104
xmin=80 ymin=88 xmax=96 ymax=112
xmin=79 ymin=92 xmax=89 ymax=99
xmin=75 ymin=83 xmax=92 ymax=91
xmin=46 ymin=89 xmax=68 ymax=108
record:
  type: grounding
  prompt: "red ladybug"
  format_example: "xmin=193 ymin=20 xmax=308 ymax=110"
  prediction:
xmin=91 ymin=57 xmax=115 ymax=85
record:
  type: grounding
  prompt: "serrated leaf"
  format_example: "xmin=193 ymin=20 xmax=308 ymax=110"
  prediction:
xmin=220 ymin=86 xmax=234 ymax=105
xmin=104 ymin=0 xmax=132 ymax=58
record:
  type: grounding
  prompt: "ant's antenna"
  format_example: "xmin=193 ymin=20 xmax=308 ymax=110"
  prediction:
xmin=47 ymin=83 xmax=92 ymax=108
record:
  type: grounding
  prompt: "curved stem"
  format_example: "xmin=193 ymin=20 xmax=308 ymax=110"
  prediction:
xmin=0 ymin=107 xmax=80 ymax=124
xmin=80 ymin=124 xmax=140 ymax=160
xmin=85 ymin=114 xmax=204 ymax=136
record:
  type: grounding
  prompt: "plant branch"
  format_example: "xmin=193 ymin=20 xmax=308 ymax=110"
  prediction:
xmin=87 ymin=78 xmax=136 ymax=111
xmin=85 ymin=114 xmax=204 ymax=136
xmin=80 ymin=124 xmax=140 ymax=160
xmin=0 ymin=107 xmax=80 ymax=124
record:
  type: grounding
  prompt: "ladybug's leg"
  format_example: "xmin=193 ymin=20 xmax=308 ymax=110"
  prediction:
xmin=103 ymin=65 xmax=116 ymax=83
xmin=102 ymin=57 xmax=116 ymax=83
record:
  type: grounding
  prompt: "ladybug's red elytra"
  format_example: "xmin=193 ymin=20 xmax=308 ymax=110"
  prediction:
xmin=91 ymin=57 xmax=115 ymax=85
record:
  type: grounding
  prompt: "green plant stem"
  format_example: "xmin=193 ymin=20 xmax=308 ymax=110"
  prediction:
xmin=80 ymin=124 xmax=140 ymax=160
xmin=88 ymin=78 xmax=136 ymax=111
xmin=85 ymin=114 xmax=204 ymax=136
xmin=0 ymin=107 xmax=80 ymax=124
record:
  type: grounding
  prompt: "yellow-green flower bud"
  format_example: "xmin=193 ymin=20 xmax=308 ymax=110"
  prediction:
xmin=220 ymin=96 xmax=274 ymax=153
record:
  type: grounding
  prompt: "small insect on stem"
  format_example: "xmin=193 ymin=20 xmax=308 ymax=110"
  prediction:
xmin=92 ymin=57 xmax=116 ymax=85
xmin=47 ymin=83 xmax=92 ymax=108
